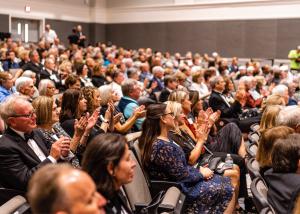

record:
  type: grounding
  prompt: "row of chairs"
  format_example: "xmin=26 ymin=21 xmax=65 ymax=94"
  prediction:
xmin=245 ymin=125 xmax=277 ymax=213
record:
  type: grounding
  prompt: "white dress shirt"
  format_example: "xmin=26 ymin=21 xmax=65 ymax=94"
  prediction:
xmin=11 ymin=128 xmax=56 ymax=163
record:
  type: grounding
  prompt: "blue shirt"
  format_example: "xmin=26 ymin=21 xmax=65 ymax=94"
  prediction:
xmin=122 ymin=96 xmax=144 ymax=130
xmin=2 ymin=61 xmax=20 ymax=71
xmin=0 ymin=86 xmax=16 ymax=103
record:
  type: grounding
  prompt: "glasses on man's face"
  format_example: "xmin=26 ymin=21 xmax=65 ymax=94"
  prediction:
xmin=10 ymin=110 xmax=36 ymax=118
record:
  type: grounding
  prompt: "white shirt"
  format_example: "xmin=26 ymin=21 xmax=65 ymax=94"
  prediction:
xmin=110 ymin=81 xmax=123 ymax=97
xmin=190 ymin=82 xmax=210 ymax=98
xmin=43 ymin=29 xmax=57 ymax=43
xmin=11 ymin=128 xmax=56 ymax=163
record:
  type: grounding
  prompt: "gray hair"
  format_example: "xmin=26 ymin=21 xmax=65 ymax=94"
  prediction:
xmin=98 ymin=85 xmax=112 ymax=106
xmin=0 ymin=95 xmax=30 ymax=124
xmin=22 ymin=70 xmax=36 ymax=78
xmin=15 ymin=76 xmax=33 ymax=92
xmin=38 ymin=79 xmax=55 ymax=96
xmin=272 ymin=84 xmax=288 ymax=96
xmin=121 ymin=79 xmax=138 ymax=97
xmin=210 ymin=76 xmax=223 ymax=89
xmin=152 ymin=66 xmax=164 ymax=75
xmin=276 ymin=106 xmax=300 ymax=128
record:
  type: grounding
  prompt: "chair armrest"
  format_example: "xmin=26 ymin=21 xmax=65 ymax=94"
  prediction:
xmin=158 ymin=187 xmax=186 ymax=213
xmin=0 ymin=195 xmax=27 ymax=214
xmin=149 ymin=180 xmax=181 ymax=197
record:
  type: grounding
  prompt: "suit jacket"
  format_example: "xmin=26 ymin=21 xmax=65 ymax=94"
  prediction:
xmin=0 ymin=128 xmax=52 ymax=191
xmin=208 ymin=90 xmax=242 ymax=118
xmin=22 ymin=61 xmax=43 ymax=86
xmin=159 ymin=88 xmax=171 ymax=103
xmin=40 ymin=69 xmax=62 ymax=89
xmin=265 ymin=169 xmax=300 ymax=214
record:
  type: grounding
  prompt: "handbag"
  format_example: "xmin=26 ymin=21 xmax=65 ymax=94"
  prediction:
xmin=197 ymin=145 xmax=233 ymax=174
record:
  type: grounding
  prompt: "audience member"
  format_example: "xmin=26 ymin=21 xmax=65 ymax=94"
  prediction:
xmin=27 ymin=164 xmax=106 ymax=214
xmin=0 ymin=95 xmax=70 ymax=191
xmin=82 ymin=134 xmax=135 ymax=213
xmin=139 ymin=104 xmax=238 ymax=213
xmin=42 ymin=24 xmax=57 ymax=45
xmin=118 ymin=79 xmax=144 ymax=131
xmin=0 ymin=72 xmax=15 ymax=102
xmin=265 ymin=133 xmax=300 ymax=213
xmin=256 ymin=126 xmax=294 ymax=178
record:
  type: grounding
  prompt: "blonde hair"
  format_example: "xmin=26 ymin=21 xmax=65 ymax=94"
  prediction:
xmin=32 ymin=96 xmax=53 ymax=125
xmin=261 ymin=94 xmax=285 ymax=111
xmin=168 ymin=90 xmax=188 ymax=103
xmin=260 ymin=105 xmax=283 ymax=132
xmin=165 ymin=101 xmax=182 ymax=118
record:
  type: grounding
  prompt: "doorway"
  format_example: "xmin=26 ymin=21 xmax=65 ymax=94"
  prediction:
xmin=11 ymin=17 xmax=42 ymax=43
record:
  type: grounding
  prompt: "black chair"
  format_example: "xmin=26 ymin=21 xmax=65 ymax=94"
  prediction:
xmin=247 ymin=158 xmax=261 ymax=180
xmin=250 ymin=177 xmax=269 ymax=212
xmin=248 ymin=131 xmax=260 ymax=144
xmin=250 ymin=123 xmax=260 ymax=132
xmin=260 ymin=204 xmax=276 ymax=214
xmin=246 ymin=141 xmax=258 ymax=158
xmin=123 ymin=150 xmax=185 ymax=214
xmin=131 ymin=141 xmax=182 ymax=197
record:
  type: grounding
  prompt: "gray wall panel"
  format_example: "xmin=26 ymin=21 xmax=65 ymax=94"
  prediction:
xmin=106 ymin=19 xmax=299 ymax=58
xmin=165 ymin=21 xmax=217 ymax=54
xmin=0 ymin=14 xmax=9 ymax=32
xmin=216 ymin=20 xmax=246 ymax=57
xmin=2 ymin=15 xmax=300 ymax=59
xmin=245 ymin=20 xmax=277 ymax=58
xmin=90 ymin=23 xmax=106 ymax=44
xmin=277 ymin=19 xmax=300 ymax=58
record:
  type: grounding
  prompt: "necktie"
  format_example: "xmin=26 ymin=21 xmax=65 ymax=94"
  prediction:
xmin=24 ymin=132 xmax=34 ymax=142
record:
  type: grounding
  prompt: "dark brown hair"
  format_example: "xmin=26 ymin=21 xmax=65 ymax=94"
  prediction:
xmin=272 ymin=133 xmax=300 ymax=173
xmin=139 ymin=104 xmax=166 ymax=168
xmin=82 ymin=133 xmax=126 ymax=199
xmin=59 ymin=89 xmax=82 ymax=123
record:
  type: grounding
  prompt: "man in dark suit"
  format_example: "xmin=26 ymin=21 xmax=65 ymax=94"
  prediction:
xmin=40 ymin=57 xmax=61 ymax=89
xmin=0 ymin=95 xmax=70 ymax=191
xmin=208 ymin=76 xmax=258 ymax=132
xmin=22 ymin=50 xmax=43 ymax=86
xmin=159 ymin=75 xmax=178 ymax=103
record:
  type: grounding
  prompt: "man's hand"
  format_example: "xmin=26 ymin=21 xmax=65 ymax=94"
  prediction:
xmin=50 ymin=137 xmax=71 ymax=160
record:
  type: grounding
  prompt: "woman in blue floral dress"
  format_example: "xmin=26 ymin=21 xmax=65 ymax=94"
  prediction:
xmin=139 ymin=104 xmax=238 ymax=213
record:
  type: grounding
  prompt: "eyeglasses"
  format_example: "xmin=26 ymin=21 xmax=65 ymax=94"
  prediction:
xmin=163 ymin=112 xmax=175 ymax=117
xmin=10 ymin=110 xmax=36 ymax=118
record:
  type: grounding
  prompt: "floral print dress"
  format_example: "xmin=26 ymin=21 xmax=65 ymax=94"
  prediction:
xmin=147 ymin=139 xmax=233 ymax=213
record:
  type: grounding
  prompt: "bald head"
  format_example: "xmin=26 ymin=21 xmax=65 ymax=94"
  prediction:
xmin=28 ymin=164 xmax=106 ymax=214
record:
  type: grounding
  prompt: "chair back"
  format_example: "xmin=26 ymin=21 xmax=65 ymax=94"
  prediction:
xmin=248 ymin=132 xmax=260 ymax=144
xmin=247 ymin=158 xmax=261 ymax=180
xmin=250 ymin=123 xmax=260 ymax=132
xmin=123 ymin=150 xmax=152 ymax=211
xmin=250 ymin=177 xmax=269 ymax=212
xmin=246 ymin=141 xmax=258 ymax=158
xmin=260 ymin=205 xmax=276 ymax=214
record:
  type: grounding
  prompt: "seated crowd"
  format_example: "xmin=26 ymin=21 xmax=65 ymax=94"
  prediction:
xmin=0 ymin=33 xmax=299 ymax=214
